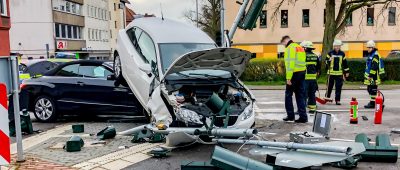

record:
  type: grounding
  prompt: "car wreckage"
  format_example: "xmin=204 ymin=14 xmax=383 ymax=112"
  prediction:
xmin=114 ymin=17 xmax=255 ymax=129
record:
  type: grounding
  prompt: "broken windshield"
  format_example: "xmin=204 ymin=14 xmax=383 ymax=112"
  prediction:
xmin=159 ymin=43 xmax=216 ymax=73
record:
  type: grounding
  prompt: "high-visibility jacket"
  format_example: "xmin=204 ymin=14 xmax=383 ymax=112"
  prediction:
xmin=305 ymin=51 xmax=321 ymax=80
xmin=326 ymin=50 xmax=349 ymax=75
xmin=284 ymin=42 xmax=306 ymax=80
xmin=364 ymin=49 xmax=384 ymax=85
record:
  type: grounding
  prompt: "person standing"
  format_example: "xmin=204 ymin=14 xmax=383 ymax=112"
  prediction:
xmin=364 ymin=40 xmax=385 ymax=108
xmin=281 ymin=36 xmax=308 ymax=123
xmin=325 ymin=40 xmax=349 ymax=105
xmin=300 ymin=41 xmax=321 ymax=114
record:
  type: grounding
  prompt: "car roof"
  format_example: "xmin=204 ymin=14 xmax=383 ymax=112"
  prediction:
xmin=128 ymin=17 xmax=215 ymax=44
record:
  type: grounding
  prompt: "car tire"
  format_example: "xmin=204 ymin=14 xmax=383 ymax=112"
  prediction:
xmin=113 ymin=54 xmax=128 ymax=87
xmin=33 ymin=95 xmax=58 ymax=122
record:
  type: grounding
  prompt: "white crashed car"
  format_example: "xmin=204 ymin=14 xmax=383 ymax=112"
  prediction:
xmin=114 ymin=17 xmax=255 ymax=129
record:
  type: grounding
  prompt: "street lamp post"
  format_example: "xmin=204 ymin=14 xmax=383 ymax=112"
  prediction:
xmin=196 ymin=0 xmax=199 ymax=28
xmin=220 ymin=0 xmax=225 ymax=47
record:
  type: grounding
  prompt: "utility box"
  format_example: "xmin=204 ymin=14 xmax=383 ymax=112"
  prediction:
xmin=290 ymin=112 xmax=332 ymax=144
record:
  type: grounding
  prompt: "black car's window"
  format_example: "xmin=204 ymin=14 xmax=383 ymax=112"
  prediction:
xmin=78 ymin=65 xmax=112 ymax=79
xmin=56 ymin=64 xmax=80 ymax=77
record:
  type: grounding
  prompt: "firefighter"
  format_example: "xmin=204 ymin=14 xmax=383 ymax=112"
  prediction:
xmin=325 ymin=40 xmax=349 ymax=105
xmin=300 ymin=41 xmax=321 ymax=114
xmin=364 ymin=40 xmax=385 ymax=108
xmin=281 ymin=36 xmax=308 ymax=123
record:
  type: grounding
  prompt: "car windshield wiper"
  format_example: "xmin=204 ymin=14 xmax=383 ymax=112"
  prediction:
xmin=175 ymin=72 xmax=191 ymax=78
xmin=188 ymin=73 xmax=225 ymax=79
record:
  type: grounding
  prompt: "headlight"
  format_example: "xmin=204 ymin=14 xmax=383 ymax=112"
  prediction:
xmin=241 ymin=103 xmax=254 ymax=121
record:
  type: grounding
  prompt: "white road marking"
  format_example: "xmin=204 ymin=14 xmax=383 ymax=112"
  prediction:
xmin=257 ymin=101 xmax=285 ymax=105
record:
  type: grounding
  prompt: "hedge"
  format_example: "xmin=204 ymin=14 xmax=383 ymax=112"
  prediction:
xmin=241 ymin=58 xmax=400 ymax=82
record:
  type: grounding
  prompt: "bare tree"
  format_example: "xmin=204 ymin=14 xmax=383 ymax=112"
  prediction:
xmin=185 ymin=0 xmax=221 ymax=39
xmin=272 ymin=0 xmax=399 ymax=63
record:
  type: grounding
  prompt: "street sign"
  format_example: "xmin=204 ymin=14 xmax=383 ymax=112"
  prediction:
xmin=57 ymin=41 xmax=68 ymax=50
xmin=0 ymin=83 xmax=10 ymax=165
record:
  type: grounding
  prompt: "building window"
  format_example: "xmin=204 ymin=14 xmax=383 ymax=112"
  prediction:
xmin=115 ymin=21 xmax=117 ymax=29
xmin=55 ymin=23 xmax=60 ymax=37
xmin=367 ymin=8 xmax=374 ymax=26
xmin=61 ymin=24 xmax=66 ymax=38
xmin=389 ymin=7 xmax=396 ymax=26
xmin=53 ymin=0 xmax=82 ymax=15
xmin=346 ymin=13 xmax=353 ymax=26
xmin=66 ymin=1 xmax=71 ymax=12
xmin=0 ymin=0 xmax=7 ymax=16
xmin=114 ymin=3 xmax=117 ymax=11
xmin=260 ymin=10 xmax=267 ymax=28
xmin=281 ymin=10 xmax=288 ymax=28
xmin=55 ymin=24 xmax=82 ymax=40
xmin=302 ymin=9 xmax=310 ymax=27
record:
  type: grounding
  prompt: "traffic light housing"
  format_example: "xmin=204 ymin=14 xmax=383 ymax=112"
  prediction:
xmin=239 ymin=0 xmax=267 ymax=30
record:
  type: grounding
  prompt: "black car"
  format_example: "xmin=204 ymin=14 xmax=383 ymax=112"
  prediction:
xmin=21 ymin=60 xmax=144 ymax=122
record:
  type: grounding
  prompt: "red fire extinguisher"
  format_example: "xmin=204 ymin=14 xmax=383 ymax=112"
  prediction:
xmin=374 ymin=91 xmax=383 ymax=124
xmin=350 ymin=97 xmax=358 ymax=124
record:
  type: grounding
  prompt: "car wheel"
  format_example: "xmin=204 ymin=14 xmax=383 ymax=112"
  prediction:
xmin=34 ymin=95 xmax=58 ymax=122
xmin=113 ymin=54 xmax=128 ymax=87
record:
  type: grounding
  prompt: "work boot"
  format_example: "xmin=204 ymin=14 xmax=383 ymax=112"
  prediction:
xmin=283 ymin=117 xmax=295 ymax=122
xmin=364 ymin=102 xmax=375 ymax=109
xmin=295 ymin=118 xmax=308 ymax=123
xmin=336 ymin=101 xmax=341 ymax=105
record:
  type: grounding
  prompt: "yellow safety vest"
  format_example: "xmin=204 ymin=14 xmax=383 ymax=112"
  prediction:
xmin=284 ymin=43 xmax=306 ymax=80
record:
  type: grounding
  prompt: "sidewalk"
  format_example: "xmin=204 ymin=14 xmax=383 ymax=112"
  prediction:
xmin=248 ymin=84 xmax=400 ymax=90
xmin=2 ymin=123 xmax=159 ymax=170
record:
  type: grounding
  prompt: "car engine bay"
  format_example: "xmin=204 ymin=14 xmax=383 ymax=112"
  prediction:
xmin=164 ymin=83 xmax=253 ymax=127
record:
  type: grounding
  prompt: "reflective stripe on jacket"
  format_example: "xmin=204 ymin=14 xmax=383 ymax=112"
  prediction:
xmin=364 ymin=50 xmax=383 ymax=85
xmin=326 ymin=50 xmax=349 ymax=75
xmin=305 ymin=51 xmax=320 ymax=80
xmin=284 ymin=42 xmax=306 ymax=80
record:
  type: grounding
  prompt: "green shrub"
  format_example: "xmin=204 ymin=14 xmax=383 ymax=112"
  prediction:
xmin=240 ymin=58 xmax=285 ymax=82
xmin=241 ymin=58 xmax=400 ymax=82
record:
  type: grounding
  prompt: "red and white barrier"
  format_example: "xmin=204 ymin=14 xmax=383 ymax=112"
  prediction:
xmin=0 ymin=83 xmax=10 ymax=165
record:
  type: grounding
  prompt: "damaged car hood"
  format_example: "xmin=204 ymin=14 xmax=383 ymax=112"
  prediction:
xmin=162 ymin=48 xmax=252 ymax=80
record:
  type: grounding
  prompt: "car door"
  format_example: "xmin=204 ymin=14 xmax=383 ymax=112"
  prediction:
xmin=50 ymin=63 xmax=85 ymax=111
xmin=76 ymin=63 xmax=140 ymax=115
xmin=118 ymin=27 xmax=157 ymax=109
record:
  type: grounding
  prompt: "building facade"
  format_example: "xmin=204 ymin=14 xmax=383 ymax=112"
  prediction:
xmin=225 ymin=0 xmax=400 ymax=58
xmin=10 ymin=0 xmax=124 ymax=60
xmin=0 ymin=0 xmax=11 ymax=56
xmin=84 ymin=0 xmax=111 ymax=60
xmin=109 ymin=0 xmax=124 ymax=59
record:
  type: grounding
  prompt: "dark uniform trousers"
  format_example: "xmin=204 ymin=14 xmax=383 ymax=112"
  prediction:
xmin=305 ymin=80 xmax=317 ymax=110
xmin=285 ymin=71 xmax=307 ymax=120
xmin=367 ymin=85 xmax=378 ymax=104
xmin=326 ymin=75 xmax=343 ymax=102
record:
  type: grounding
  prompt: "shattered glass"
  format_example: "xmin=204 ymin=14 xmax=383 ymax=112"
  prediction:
xmin=175 ymin=108 xmax=203 ymax=126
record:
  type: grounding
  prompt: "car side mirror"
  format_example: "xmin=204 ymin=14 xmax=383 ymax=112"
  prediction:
xmin=139 ymin=64 xmax=152 ymax=77
xmin=107 ymin=74 xmax=116 ymax=80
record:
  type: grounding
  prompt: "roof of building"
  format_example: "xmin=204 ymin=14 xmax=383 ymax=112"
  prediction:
xmin=127 ymin=17 xmax=215 ymax=44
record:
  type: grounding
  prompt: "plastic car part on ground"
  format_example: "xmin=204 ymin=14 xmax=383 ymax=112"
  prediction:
xmin=64 ymin=136 xmax=84 ymax=152
xmin=97 ymin=126 xmax=116 ymax=140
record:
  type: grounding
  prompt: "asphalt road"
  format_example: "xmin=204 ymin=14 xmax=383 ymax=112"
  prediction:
xmin=13 ymin=89 xmax=400 ymax=169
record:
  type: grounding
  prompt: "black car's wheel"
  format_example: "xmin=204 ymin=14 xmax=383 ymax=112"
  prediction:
xmin=113 ymin=54 xmax=128 ymax=87
xmin=34 ymin=95 xmax=58 ymax=122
